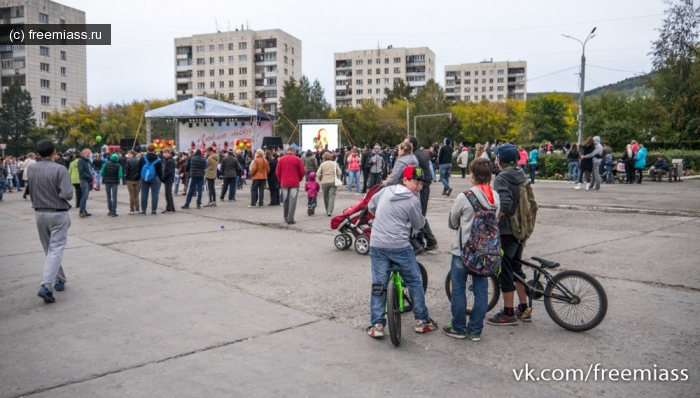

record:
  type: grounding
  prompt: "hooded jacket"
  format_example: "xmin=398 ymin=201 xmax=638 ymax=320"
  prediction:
xmin=100 ymin=154 xmax=123 ymax=185
xmin=385 ymin=154 xmax=418 ymax=186
xmin=368 ymin=184 xmax=425 ymax=249
xmin=438 ymin=139 xmax=454 ymax=165
xmin=304 ymin=172 xmax=320 ymax=197
xmin=634 ymin=147 xmax=648 ymax=169
xmin=582 ymin=136 xmax=603 ymax=163
xmin=493 ymin=165 xmax=525 ymax=235
xmin=369 ymin=152 xmax=385 ymax=174
xmin=138 ymin=152 xmax=164 ymax=182
xmin=221 ymin=153 xmax=241 ymax=178
xmin=163 ymin=155 xmax=176 ymax=184
xmin=413 ymin=149 xmax=432 ymax=187
xmin=449 ymin=186 xmax=501 ymax=257
xmin=303 ymin=152 xmax=318 ymax=173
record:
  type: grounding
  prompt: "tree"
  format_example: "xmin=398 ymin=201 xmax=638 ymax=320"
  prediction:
xmin=412 ymin=79 xmax=454 ymax=147
xmin=276 ymin=76 xmax=332 ymax=142
xmin=647 ymin=0 xmax=700 ymax=140
xmin=522 ymin=93 xmax=577 ymax=143
xmin=382 ymin=79 xmax=413 ymax=106
xmin=452 ymin=100 xmax=504 ymax=144
xmin=0 ymin=81 xmax=36 ymax=155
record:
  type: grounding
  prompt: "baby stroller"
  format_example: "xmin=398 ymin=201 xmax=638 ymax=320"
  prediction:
xmin=331 ymin=184 xmax=381 ymax=255
xmin=602 ymin=154 xmax=615 ymax=184
xmin=615 ymin=161 xmax=626 ymax=184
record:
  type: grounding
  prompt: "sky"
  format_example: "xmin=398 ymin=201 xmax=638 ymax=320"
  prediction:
xmin=58 ymin=0 xmax=674 ymax=106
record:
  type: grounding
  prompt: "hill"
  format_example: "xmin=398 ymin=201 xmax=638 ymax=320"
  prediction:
xmin=527 ymin=74 xmax=650 ymax=100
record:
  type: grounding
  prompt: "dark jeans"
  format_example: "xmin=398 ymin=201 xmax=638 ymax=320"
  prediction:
xmin=206 ymin=178 xmax=216 ymax=203
xmin=269 ymin=188 xmax=280 ymax=205
xmin=79 ymin=179 xmax=91 ymax=213
xmin=417 ymin=185 xmax=437 ymax=247
xmin=22 ymin=181 xmax=30 ymax=199
xmin=140 ymin=178 xmax=161 ymax=213
xmin=251 ymin=179 xmax=265 ymax=206
xmin=164 ymin=182 xmax=175 ymax=211
xmin=307 ymin=196 xmax=317 ymax=209
xmin=625 ymin=164 xmax=635 ymax=183
xmin=221 ymin=177 xmax=237 ymax=200
xmin=529 ymin=164 xmax=537 ymax=184
xmin=73 ymin=183 xmax=82 ymax=208
xmin=105 ymin=184 xmax=118 ymax=214
xmin=635 ymin=168 xmax=643 ymax=183
xmin=367 ymin=172 xmax=382 ymax=189
xmin=184 ymin=176 xmax=204 ymax=206
xmin=362 ymin=169 xmax=370 ymax=192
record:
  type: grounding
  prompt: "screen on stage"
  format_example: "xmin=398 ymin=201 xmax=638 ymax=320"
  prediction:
xmin=178 ymin=121 xmax=273 ymax=152
xmin=301 ymin=124 xmax=339 ymax=151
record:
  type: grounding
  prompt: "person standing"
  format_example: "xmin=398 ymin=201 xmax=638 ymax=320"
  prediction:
xmin=92 ymin=154 xmax=102 ymax=192
xmin=275 ymin=147 xmax=305 ymax=224
xmin=138 ymin=144 xmax=163 ymax=215
xmin=22 ymin=153 xmax=36 ymax=199
xmin=100 ymin=154 xmax=123 ymax=217
xmin=438 ymin=138 xmax=454 ymax=196
xmin=77 ymin=148 xmax=93 ymax=217
xmin=0 ymin=161 xmax=7 ymax=200
xmin=582 ymin=136 xmax=603 ymax=191
xmin=182 ymin=149 xmax=206 ymax=209
xmin=367 ymin=144 xmax=385 ymax=188
xmin=68 ymin=155 xmax=81 ymax=208
xmin=204 ymin=147 xmax=219 ymax=207
xmin=346 ymin=149 xmax=361 ymax=193
xmin=124 ymin=150 xmax=141 ymax=214
xmin=406 ymin=136 xmax=439 ymax=252
xmin=528 ymin=146 xmax=539 ymax=185
xmin=316 ymin=151 xmax=341 ymax=216
xmin=249 ymin=149 xmax=269 ymax=208
xmin=577 ymin=137 xmax=595 ymax=190
xmin=361 ymin=144 xmax=372 ymax=193
xmin=162 ymin=149 xmax=176 ymax=213
xmin=634 ymin=144 xmax=647 ymax=184
xmin=267 ymin=152 xmax=280 ymax=206
xmin=303 ymin=150 xmax=318 ymax=181
xmin=220 ymin=149 xmax=241 ymax=202
xmin=28 ymin=140 xmax=73 ymax=304
xmin=119 ymin=151 xmax=128 ymax=185
xmin=566 ymin=144 xmax=580 ymax=184
xmin=457 ymin=147 xmax=469 ymax=178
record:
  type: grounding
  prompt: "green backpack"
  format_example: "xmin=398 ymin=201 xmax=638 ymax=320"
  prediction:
xmin=509 ymin=180 xmax=538 ymax=243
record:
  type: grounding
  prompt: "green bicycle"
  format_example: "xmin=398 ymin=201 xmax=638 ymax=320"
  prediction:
xmin=384 ymin=261 xmax=428 ymax=347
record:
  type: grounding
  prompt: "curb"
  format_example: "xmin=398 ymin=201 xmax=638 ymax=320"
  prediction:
xmin=539 ymin=204 xmax=700 ymax=218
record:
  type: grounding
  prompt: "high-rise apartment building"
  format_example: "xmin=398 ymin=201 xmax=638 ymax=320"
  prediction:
xmin=174 ymin=28 xmax=301 ymax=113
xmin=444 ymin=60 xmax=526 ymax=102
xmin=0 ymin=0 xmax=87 ymax=125
xmin=333 ymin=46 xmax=435 ymax=107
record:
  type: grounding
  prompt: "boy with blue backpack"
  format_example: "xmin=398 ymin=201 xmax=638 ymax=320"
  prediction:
xmin=138 ymin=144 xmax=163 ymax=215
xmin=443 ymin=157 xmax=501 ymax=340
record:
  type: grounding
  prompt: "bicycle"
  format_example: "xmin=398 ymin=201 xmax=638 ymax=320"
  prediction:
xmin=445 ymin=256 xmax=607 ymax=332
xmin=383 ymin=261 xmax=428 ymax=347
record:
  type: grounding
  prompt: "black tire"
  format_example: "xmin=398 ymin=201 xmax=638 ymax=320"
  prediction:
xmin=403 ymin=262 xmax=428 ymax=313
xmin=354 ymin=234 xmax=370 ymax=255
xmin=445 ymin=271 xmax=500 ymax=315
xmin=544 ymin=270 xmax=608 ymax=332
xmin=334 ymin=234 xmax=348 ymax=250
xmin=386 ymin=280 xmax=401 ymax=347
xmin=342 ymin=233 xmax=352 ymax=249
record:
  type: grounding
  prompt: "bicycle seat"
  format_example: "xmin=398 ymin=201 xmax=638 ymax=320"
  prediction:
xmin=531 ymin=257 xmax=560 ymax=269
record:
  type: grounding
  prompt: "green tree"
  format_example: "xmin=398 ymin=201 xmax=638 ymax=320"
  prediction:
xmin=522 ymin=93 xmax=577 ymax=143
xmin=412 ymin=79 xmax=454 ymax=147
xmin=0 ymin=81 xmax=36 ymax=155
xmin=44 ymin=103 xmax=102 ymax=151
xmin=382 ymin=79 xmax=413 ymax=106
xmin=452 ymin=100 xmax=504 ymax=144
xmin=276 ymin=76 xmax=332 ymax=142
xmin=647 ymin=0 xmax=700 ymax=140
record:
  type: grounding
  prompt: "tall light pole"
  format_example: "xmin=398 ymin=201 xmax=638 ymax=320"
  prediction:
xmin=562 ymin=27 xmax=596 ymax=145
xmin=402 ymin=96 xmax=409 ymax=136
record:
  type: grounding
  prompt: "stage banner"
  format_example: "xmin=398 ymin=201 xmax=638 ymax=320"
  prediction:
xmin=178 ymin=121 xmax=273 ymax=152
xmin=301 ymin=124 xmax=339 ymax=151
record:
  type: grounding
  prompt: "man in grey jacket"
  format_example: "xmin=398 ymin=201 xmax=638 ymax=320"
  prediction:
xmin=367 ymin=144 xmax=385 ymax=188
xmin=365 ymin=165 xmax=437 ymax=338
xmin=582 ymin=136 xmax=603 ymax=191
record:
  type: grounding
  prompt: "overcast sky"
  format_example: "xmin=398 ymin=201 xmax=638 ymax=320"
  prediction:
xmin=60 ymin=0 xmax=674 ymax=106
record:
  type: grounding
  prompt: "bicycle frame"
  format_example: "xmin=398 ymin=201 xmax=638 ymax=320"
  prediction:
xmin=387 ymin=266 xmax=406 ymax=312
xmin=513 ymin=259 xmax=580 ymax=308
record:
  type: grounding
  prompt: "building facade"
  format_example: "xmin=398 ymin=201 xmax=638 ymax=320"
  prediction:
xmin=333 ymin=46 xmax=435 ymax=107
xmin=444 ymin=60 xmax=526 ymax=102
xmin=0 ymin=0 xmax=87 ymax=125
xmin=174 ymin=28 xmax=301 ymax=113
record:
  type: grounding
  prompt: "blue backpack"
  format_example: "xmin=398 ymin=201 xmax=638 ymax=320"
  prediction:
xmin=141 ymin=156 xmax=161 ymax=182
xmin=461 ymin=190 xmax=502 ymax=276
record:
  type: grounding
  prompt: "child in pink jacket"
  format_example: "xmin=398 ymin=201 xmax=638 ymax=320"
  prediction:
xmin=305 ymin=172 xmax=320 ymax=215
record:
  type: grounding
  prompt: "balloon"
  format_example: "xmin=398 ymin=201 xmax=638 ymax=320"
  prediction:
xmin=96 ymin=135 xmax=102 ymax=142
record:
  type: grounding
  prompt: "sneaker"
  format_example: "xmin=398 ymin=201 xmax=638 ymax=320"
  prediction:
xmin=287 ymin=220 xmax=296 ymax=225
xmin=442 ymin=324 xmax=466 ymax=339
xmin=38 ymin=285 xmax=55 ymax=303
xmin=211 ymin=202 xmax=216 ymax=207
xmin=486 ymin=312 xmax=518 ymax=326
xmin=196 ymin=205 xmax=201 ymax=209
xmin=229 ymin=199 xmax=235 ymax=202
xmin=79 ymin=212 xmax=87 ymax=218
xmin=515 ymin=307 xmax=532 ymax=322
xmin=366 ymin=324 xmax=384 ymax=338
xmin=247 ymin=204 xmax=256 ymax=208
xmin=151 ymin=211 xmax=157 ymax=215
xmin=181 ymin=206 xmax=190 ymax=209
xmin=204 ymin=202 xmax=213 ymax=207
xmin=447 ymin=187 xmax=453 ymax=196
xmin=415 ymin=318 xmax=438 ymax=333
xmin=128 ymin=211 xmax=135 ymax=215
xmin=575 ymin=183 xmax=581 ymax=190
xmin=54 ymin=280 xmax=65 ymax=291
xmin=425 ymin=244 xmax=438 ymax=251
xmin=466 ymin=334 xmax=481 ymax=341
xmin=85 ymin=212 xmax=92 ymax=217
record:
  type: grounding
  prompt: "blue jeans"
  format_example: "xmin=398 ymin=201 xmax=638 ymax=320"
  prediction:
xmin=439 ymin=164 xmax=452 ymax=192
xmin=105 ymin=184 xmax=118 ymax=214
xmin=429 ymin=162 xmax=436 ymax=181
xmin=0 ymin=180 xmax=5 ymax=200
xmin=529 ymin=164 xmax=537 ymax=184
xmin=140 ymin=178 xmax=161 ymax=213
xmin=567 ymin=162 xmax=579 ymax=182
xmin=449 ymin=255 xmax=488 ymax=336
xmin=79 ymin=180 xmax=91 ymax=213
xmin=94 ymin=171 xmax=101 ymax=188
xmin=369 ymin=246 xmax=429 ymax=326
xmin=184 ymin=176 xmax=204 ymax=207
xmin=347 ymin=169 xmax=360 ymax=193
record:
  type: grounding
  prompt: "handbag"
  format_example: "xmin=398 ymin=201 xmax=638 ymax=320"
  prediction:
xmin=334 ymin=163 xmax=343 ymax=187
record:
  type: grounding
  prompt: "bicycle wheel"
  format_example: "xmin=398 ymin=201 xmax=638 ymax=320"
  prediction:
xmin=444 ymin=271 xmax=500 ymax=315
xmin=386 ymin=280 xmax=401 ymax=347
xmin=403 ymin=262 xmax=428 ymax=313
xmin=544 ymin=270 xmax=608 ymax=332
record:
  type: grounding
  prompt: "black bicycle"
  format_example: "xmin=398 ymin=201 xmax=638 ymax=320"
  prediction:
xmin=445 ymin=256 xmax=607 ymax=332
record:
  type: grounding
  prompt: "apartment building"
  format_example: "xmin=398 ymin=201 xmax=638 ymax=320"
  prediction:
xmin=0 ymin=0 xmax=87 ymax=125
xmin=444 ymin=60 xmax=526 ymax=102
xmin=174 ymin=28 xmax=301 ymax=113
xmin=333 ymin=46 xmax=435 ymax=107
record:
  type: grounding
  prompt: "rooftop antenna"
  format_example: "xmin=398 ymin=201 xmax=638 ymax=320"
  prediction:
xmin=215 ymin=18 xmax=219 ymax=32
xmin=246 ymin=20 xmax=249 ymax=30
xmin=227 ymin=20 xmax=230 ymax=31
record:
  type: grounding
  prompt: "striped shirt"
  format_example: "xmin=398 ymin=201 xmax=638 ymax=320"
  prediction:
xmin=27 ymin=159 xmax=73 ymax=210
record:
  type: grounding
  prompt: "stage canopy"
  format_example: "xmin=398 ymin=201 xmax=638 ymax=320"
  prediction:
xmin=145 ymin=96 xmax=275 ymax=120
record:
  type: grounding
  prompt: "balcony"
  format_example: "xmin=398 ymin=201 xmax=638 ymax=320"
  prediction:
xmin=335 ymin=64 xmax=351 ymax=70
xmin=177 ymin=89 xmax=192 ymax=96
xmin=176 ymin=65 xmax=193 ymax=72
xmin=11 ymin=17 xmax=24 ymax=24
xmin=406 ymin=59 xmax=425 ymax=65
xmin=508 ymin=72 xmax=525 ymax=77
xmin=1 ymin=67 xmax=26 ymax=76
xmin=176 ymin=53 xmax=192 ymax=60
xmin=176 ymin=77 xmax=191 ymax=84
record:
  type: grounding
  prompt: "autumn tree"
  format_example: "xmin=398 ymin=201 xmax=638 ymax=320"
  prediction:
xmin=522 ymin=93 xmax=577 ymax=143
xmin=277 ymin=76 xmax=331 ymax=142
xmin=382 ymin=79 xmax=414 ymax=105
xmin=0 ymin=81 xmax=36 ymax=155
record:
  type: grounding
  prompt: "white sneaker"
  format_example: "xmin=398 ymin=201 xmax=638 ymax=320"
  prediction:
xmin=575 ymin=183 xmax=580 ymax=190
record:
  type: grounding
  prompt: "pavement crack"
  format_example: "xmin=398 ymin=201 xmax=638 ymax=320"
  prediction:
xmin=10 ymin=319 xmax=321 ymax=398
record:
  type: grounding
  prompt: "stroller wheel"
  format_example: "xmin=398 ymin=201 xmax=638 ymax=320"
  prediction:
xmin=355 ymin=234 xmax=370 ymax=255
xmin=334 ymin=234 xmax=349 ymax=250
xmin=342 ymin=233 xmax=353 ymax=250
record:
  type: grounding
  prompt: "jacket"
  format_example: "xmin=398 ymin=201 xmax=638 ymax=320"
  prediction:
xmin=518 ymin=150 xmax=528 ymax=166
xmin=69 ymin=158 xmax=80 ymax=184
xmin=250 ymin=156 xmax=270 ymax=180
xmin=368 ymin=184 xmax=425 ymax=249
xmin=22 ymin=159 xmax=36 ymax=181
xmin=347 ymin=154 xmax=361 ymax=171
xmin=77 ymin=156 xmax=93 ymax=182
xmin=276 ymin=153 xmax=305 ymax=187
xmin=369 ymin=152 xmax=385 ymax=174
xmin=205 ymin=153 xmax=220 ymax=179
xmin=361 ymin=149 xmax=372 ymax=170
xmin=124 ymin=156 xmax=141 ymax=181
xmin=449 ymin=185 xmax=501 ymax=257
xmin=654 ymin=158 xmax=669 ymax=171
xmin=457 ymin=151 xmax=469 ymax=168
xmin=139 ymin=152 xmax=164 ymax=182
xmin=493 ymin=165 xmax=525 ymax=236
xmin=634 ymin=147 xmax=648 ymax=169
xmin=304 ymin=173 xmax=320 ymax=198
xmin=187 ymin=154 xmax=206 ymax=178
xmin=221 ymin=154 xmax=241 ymax=178
xmin=385 ymin=154 xmax=418 ymax=186
xmin=267 ymin=159 xmax=280 ymax=189
xmin=303 ymin=153 xmax=318 ymax=173
xmin=316 ymin=160 xmax=341 ymax=185
xmin=413 ymin=149 xmax=432 ymax=187
xmin=438 ymin=142 xmax=454 ymax=165
xmin=100 ymin=154 xmax=123 ymax=185
xmin=528 ymin=149 xmax=539 ymax=165
xmin=163 ymin=156 xmax=176 ymax=184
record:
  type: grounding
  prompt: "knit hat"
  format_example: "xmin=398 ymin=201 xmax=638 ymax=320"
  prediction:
xmin=497 ymin=143 xmax=519 ymax=164
xmin=374 ymin=143 xmax=380 ymax=149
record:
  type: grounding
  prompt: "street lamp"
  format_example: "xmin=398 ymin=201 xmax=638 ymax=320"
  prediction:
xmin=562 ymin=27 xmax=596 ymax=145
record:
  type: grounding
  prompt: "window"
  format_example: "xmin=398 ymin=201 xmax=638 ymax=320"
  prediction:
xmin=284 ymin=43 xmax=288 ymax=51
xmin=228 ymin=43 xmax=234 ymax=50
xmin=497 ymin=78 xmax=504 ymax=83
xmin=498 ymin=69 xmax=504 ymax=75
xmin=40 ymin=63 xmax=49 ymax=72
xmin=465 ymin=96 xmax=470 ymax=101
xmin=292 ymin=59 xmax=294 ymax=67
xmin=393 ymin=67 xmax=401 ymax=73
xmin=41 ymin=79 xmax=50 ymax=88
xmin=239 ymin=80 xmax=247 ymax=87
xmin=482 ymin=87 xmax=486 ymax=92
xmin=284 ymin=55 xmax=288 ymax=64
xmin=384 ymin=58 xmax=389 ymax=64
xmin=197 ymin=82 xmax=205 ymax=89
xmin=489 ymin=86 xmax=494 ymax=92
xmin=61 ymin=98 xmax=67 ymax=106
xmin=239 ymin=93 xmax=247 ymax=100
xmin=229 ymin=56 xmax=234 ymax=62
xmin=219 ymin=81 xmax=224 ymax=88
xmin=465 ymin=79 xmax=471 ymax=84
xmin=465 ymin=87 xmax=471 ymax=93
xmin=39 ymin=13 xmax=48 ymax=23
xmin=482 ymin=70 xmax=486 ymax=75
xmin=482 ymin=79 xmax=486 ymax=83
xmin=267 ymin=90 xmax=278 ymax=98
xmin=229 ymin=81 xmax=234 ymax=87
xmin=375 ymin=68 xmax=380 ymax=74
xmin=219 ymin=56 xmax=224 ymax=63
xmin=218 ymin=44 xmax=224 ymax=51
xmin=219 ymin=69 xmax=224 ymax=75
xmin=239 ymin=42 xmax=247 ymax=50
xmin=384 ymin=68 xmax=389 ymax=74
xmin=196 ymin=46 xmax=204 ymax=52
xmin=41 ymin=112 xmax=48 ymax=120
xmin=239 ymin=67 xmax=247 ymax=74
xmin=264 ymin=65 xmax=276 ymax=72
xmin=497 ymin=94 xmax=504 ymax=100
xmin=40 ymin=46 xmax=49 ymax=56
xmin=355 ymin=79 xmax=363 ymax=85
xmin=61 ymin=82 xmax=66 ymax=91
xmin=497 ymin=86 xmax=504 ymax=91
xmin=209 ymin=70 xmax=215 ymax=76
xmin=197 ymin=58 xmax=205 ymax=65
xmin=394 ymin=77 xmax=400 ymax=83
xmin=376 ymin=78 xmax=380 ymax=84
xmin=197 ymin=70 xmax=204 ymax=77
xmin=267 ymin=77 xmax=277 ymax=85
xmin=291 ymin=47 xmax=294 ymax=54
xmin=356 ymin=60 xmax=363 ymax=66
xmin=489 ymin=70 xmax=494 ymax=75
xmin=384 ymin=78 xmax=389 ymax=84
xmin=239 ymin=55 xmax=247 ymax=62
xmin=209 ymin=57 xmax=215 ymax=64
xmin=356 ymin=99 xmax=363 ymax=105
xmin=229 ymin=93 xmax=235 ymax=100
xmin=367 ymin=69 xmax=372 ymax=75
xmin=209 ymin=82 xmax=215 ymax=88
xmin=356 ymin=89 xmax=363 ymax=95
xmin=60 ymin=67 xmax=66 ymax=76
xmin=209 ymin=45 xmax=214 ymax=51
xmin=60 ymin=19 xmax=65 ymax=25
xmin=489 ymin=95 xmax=493 ymax=100
xmin=376 ymin=88 xmax=381 ymax=94
xmin=465 ymin=71 xmax=471 ymax=76
xmin=489 ymin=78 xmax=493 ymax=83
xmin=367 ymin=79 xmax=372 ymax=84
xmin=41 ymin=96 xmax=50 ymax=104
xmin=60 ymin=51 xmax=66 ymax=61
xmin=284 ymin=68 xmax=288 ymax=75
xmin=356 ymin=69 xmax=363 ymax=76
xmin=393 ymin=57 xmax=400 ymax=63
xmin=376 ymin=59 xmax=381 ymax=64
xmin=228 ymin=68 xmax=234 ymax=75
